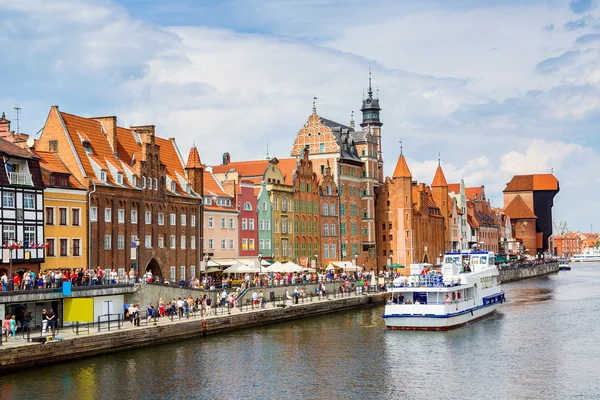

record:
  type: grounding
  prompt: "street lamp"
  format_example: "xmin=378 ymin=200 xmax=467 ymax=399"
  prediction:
xmin=313 ymin=252 xmax=318 ymax=282
xmin=135 ymin=238 xmax=141 ymax=283
xmin=258 ymin=252 xmax=263 ymax=287
xmin=8 ymin=240 xmax=14 ymax=290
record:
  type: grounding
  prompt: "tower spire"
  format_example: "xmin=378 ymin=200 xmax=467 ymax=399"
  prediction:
xmin=400 ymin=139 xmax=403 ymax=155
xmin=368 ymin=68 xmax=373 ymax=99
xmin=266 ymin=143 xmax=270 ymax=160
xmin=312 ymin=96 xmax=317 ymax=115
xmin=438 ymin=152 xmax=441 ymax=167
xmin=350 ymin=110 xmax=355 ymax=129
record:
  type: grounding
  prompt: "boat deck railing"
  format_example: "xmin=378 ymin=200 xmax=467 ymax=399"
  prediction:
xmin=388 ymin=274 xmax=462 ymax=289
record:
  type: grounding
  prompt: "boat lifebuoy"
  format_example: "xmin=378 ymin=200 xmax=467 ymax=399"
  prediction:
xmin=452 ymin=292 xmax=456 ymax=301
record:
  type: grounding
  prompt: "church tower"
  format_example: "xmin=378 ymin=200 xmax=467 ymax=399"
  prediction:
xmin=360 ymin=70 xmax=383 ymax=181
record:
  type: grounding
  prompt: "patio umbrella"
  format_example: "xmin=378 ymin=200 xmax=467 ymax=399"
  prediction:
xmin=386 ymin=263 xmax=405 ymax=269
xmin=206 ymin=267 xmax=221 ymax=273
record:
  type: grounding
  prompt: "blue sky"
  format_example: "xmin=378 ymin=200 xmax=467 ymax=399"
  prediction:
xmin=1 ymin=0 xmax=599 ymax=232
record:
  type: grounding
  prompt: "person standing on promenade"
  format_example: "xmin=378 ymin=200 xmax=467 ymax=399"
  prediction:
xmin=147 ymin=304 xmax=154 ymax=323
xmin=41 ymin=309 xmax=47 ymax=333
xmin=159 ymin=298 xmax=165 ymax=317
xmin=46 ymin=308 xmax=56 ymax=335
xmin=177 ymin=298 xmax=184 ymax=318
xmin=134 ymin=304 xmax=141 ymax=326
xmin=128 ymin=303 xmax=136 ymax=324
xmin=258 ymin=290 xmax=265 ymax=308
xmin=252 ymin=291 xmax=259 ymax=308
xmin=9 ymin=315 xmax=17 ymax=339
xmin=220 ymin=289 xmax=227 ymax=308
xmin=124 ymin=300 xmax=130 ymax=321
xmin=204 ymin=295 xmax=212 ymax=315
xmin=3 ymin=315 xmax=10 ymax=340
xmin=1 ymin=272 xmax=7 ymax=291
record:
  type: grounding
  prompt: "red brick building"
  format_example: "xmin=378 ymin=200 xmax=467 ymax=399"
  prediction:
xmin=38 ymin=106 xmax=203 ymax=281
xmin=237 ymin=180 xmax=258 ymax=257
xmin=319 ymin=160 xmax=339 ymax=266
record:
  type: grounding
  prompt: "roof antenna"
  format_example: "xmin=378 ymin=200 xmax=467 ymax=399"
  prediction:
xmin=400 ymin=139 xmax=403 ymax=156
xmin=265 ymin=143 xmax=270 ymax=160
xmin=13 ymin=105 xmax=21 ymax=134
xmin=368 ymin=68 xmax=373 ymax=98
xmin=312 ymin=96 xmax=317 ymax=115
xmin=438 ymin=152 xmax=441 ymax=167
xmin=551 ymin=167 xmax=554 ymax=174
xmin=350 ymin=110 xmax=355 ymax=129
xmin=376 ymin=86 xmax=379 ymax=99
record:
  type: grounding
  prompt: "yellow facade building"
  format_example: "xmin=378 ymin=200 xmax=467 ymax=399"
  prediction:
xmin=36 ymin=151 xmax=88 ymax=271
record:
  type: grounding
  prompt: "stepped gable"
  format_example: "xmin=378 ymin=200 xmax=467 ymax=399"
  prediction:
xmin=392 ymin=154 xmax=411 ymax=178
xmin=504 ymin=195 xmax=537 ymax=219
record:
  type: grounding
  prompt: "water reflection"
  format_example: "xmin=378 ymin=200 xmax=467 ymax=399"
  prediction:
xmin=1 ymin=266 xmax=599 ymax=399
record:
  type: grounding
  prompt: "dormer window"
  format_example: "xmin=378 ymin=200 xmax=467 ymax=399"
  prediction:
xmin=203 ymin=197 xmax=212 ymax=206
xmin=171 ymin=182 xmax=177 ymax=192
xmin=99 ymin=171 xmax=106 ymax=182
xmin=117 ymin=173 xmax=123 ymax=185
xmin=132 ymin=176 xmax=137 ymax=187
xmin=82 ymin=141 xmax=93 ymax=155
xmin=186 ymin=184 xmax=191 ymax=194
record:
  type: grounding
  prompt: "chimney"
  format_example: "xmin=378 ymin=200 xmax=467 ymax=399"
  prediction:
xmin=131 ymin=125 xmax=155 ymax=144
xmin=0 ymin=112 xmax=12 ymax=141
xmin=94 ymin=116 xmax=118 ymax=156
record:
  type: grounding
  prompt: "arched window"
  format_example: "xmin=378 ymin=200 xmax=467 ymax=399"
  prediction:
xmin=243 ymin=202 xmax=252 ymax=211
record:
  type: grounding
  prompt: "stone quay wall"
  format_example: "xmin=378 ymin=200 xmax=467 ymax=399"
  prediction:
xmin=499 ymin=262 xmax=559 ymax=283
xmin=0 ymin=291 xmax=386 ymax=373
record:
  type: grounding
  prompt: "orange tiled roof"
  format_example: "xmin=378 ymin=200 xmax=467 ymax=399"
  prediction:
xmin=212 ymin=160 xmax=270 ymax=177
xmin=185 ymin=145 xmax=202 ymax=169
xmin=277 ymin=157 xmax=298 ymax=185
xmin=504 ymin=174 xmax=559 ymax=192
xmin=35 ymin=150 xmax=85 ymax=189
xmin=504 ymin=195 xmax=537 ymax=219
xmin=392 ymin=154 xmax=411 ymax=178
xmin=465 ymin=187 xmax=484 ymax=201
xmin=447 ymin=183 xmax=460 ymax=193
xmin=431 ymin=165 xmax=447 ymax=187
xmin=203 ymin=171 xmax=230 ymax=198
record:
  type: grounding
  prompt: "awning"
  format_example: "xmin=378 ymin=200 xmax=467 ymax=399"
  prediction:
xmin=206 ymin=267 xmax=222 ymax=273
xmin=386 ymin=263 xmax=405 ymax=269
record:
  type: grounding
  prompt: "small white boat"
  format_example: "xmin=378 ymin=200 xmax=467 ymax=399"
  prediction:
xmin=570 ymin=248 xmax=600 ymax=262
xmin=382 ymin=251 xmax=505 ymax=330
xmin=559 ymin=259 xmax=571 ymax=271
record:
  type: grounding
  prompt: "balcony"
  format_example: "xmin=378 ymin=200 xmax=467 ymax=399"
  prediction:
xmin=8 ymin=172 xmax=33 ymax=186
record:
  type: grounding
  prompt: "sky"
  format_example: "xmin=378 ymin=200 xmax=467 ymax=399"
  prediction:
xmin=1 ymin=0 xmax=599 ymax=232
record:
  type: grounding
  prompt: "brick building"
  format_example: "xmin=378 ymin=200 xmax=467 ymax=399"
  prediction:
xmin=375 ymin=151 xmax=446 ymax=272
xmin=319 ymin=160 xmax=338 ymax=266
xmin=237 ymin=180 xmax=258 ymax=257
xmin=503 ymin=174 xmax=559 ymax=256
xmin=38 ymin=107 xmax=203 ymax=281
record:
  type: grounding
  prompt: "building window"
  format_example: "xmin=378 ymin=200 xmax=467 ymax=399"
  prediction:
xmin=23 ymin=193 xmax=34 ymax=209
xmin=249 ymin=239 xmax=255 ymax=250
xmin=58 ymin=207 xmax=68 ymax=225
xmin=265 ymin=239 xmax=271 ymax=250
xmin=154 ymin=178 xmax=158 ymax=190
xmin=265 ymin=220 xmax=271 ymax=231
xmin=105 ymin=208 xmax=112 ymax=222
xmin=323 ymin=203 xmax=328 ymax=216
xmin=323 ymin=224 xmax=329 ymax=236
xmin=208 ymin=217 xmax=214 ymax=228
xmin=156 ymin=235 xmax=163 ymax=248
xmin=259 ymin=239 xmax=264 ymax=250
xmin=2 ymin=192 xmax=15 ymax=208
xmin=208 ymin=239 xmax=214 ymax=250
xmin=2 ymin=225 xmax=15 ymax=244
xmin=191 ymin=216 xmax=196 ymax=227
xmin=324 ymin=244 xmax=329 ymax=259
xmin=145 ymin=211 xmax=152 ymax=224
xmin=170 ymin=213 xmax=176 ymax=226
xmin=142 ymin=177 xmax=146 ymax=188
xmin=24 ymin=226 xmax=35 ymax=244
xmin=330 ymin=204 xmax=335 ymax=216
xmin=45 ymin=207 xmax=55 ymax=225
xmin=221 ymin=239 xmax=227 ymax=250
xmin=242 ymin=238 xmax=248 ymax=251
xmin=158 ymin=212 xmax=164 ymax=225
xmin=259 ymin=220 xmax=264 ymax=230
xmin=118 ymin=235 xmax=125 ymax=250
xmin=60 ymin=239 xmax=69 ymax=256
xmin=229 ymin=218 xmax=234 ymax=229
xmin=191 ymin=236 xmax=196 ymax=250
xmin=117 ymin=173 xmax=123 ymax=185
xmin=181 ymin=214 xmax=187 ymax=226
xmin=181 ymin=235 xmax=186 ymax=249
xmin=170 ymin=235 xmax=176 ymax=249
xmin=330 ymin=224 xmax=336 ymax=236
xmin=170 ymin=267 xmax=176 ymax=282
xmin=249 ymin=219 xmax=255 ymax=230
xmin=145 ymin=235 xmax=152 ymax=248
xmin=104 ymin=235 xmax=111 ymax=250
xmin=262 ymin=201 xmax=267 ymax=211
xmin=229 ymin=239 xmax=235 ymax=250
xmin=100 ymin=171 xmax=106 ymax=182
xmin=244 ymin=202 xmax=252 ymax=211
xmin=73 ymin=239 xmax=81 ymax=257
xmin=46 ymin=238 xmax=56 ymax=257
xmin=72 ymin=208 xmax=81 ymax=226
xmin=131 ymin=209 xmax=138 ymax=224
xmin=90 ymin=207 xmax=97 ymax=221
xmin=171 ymin=182 xmax=177 ymax=192
xmin=220 ymin=218 xmax=226 ymax=229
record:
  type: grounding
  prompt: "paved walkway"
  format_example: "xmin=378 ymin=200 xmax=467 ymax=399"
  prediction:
xmin=1 ymin=290 xmax=378 ymax=349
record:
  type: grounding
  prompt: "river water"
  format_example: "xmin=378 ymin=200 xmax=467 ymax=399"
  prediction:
xmin=2 ymin=264 xmax=599 ymax=400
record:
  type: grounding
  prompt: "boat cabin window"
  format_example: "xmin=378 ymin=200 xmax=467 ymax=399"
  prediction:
xmin=413 ymin=292 xmax=427 ymax=304
xmin=471 ymin=256 xmax=480 ymax=265
xmin=445 ymin=256 xmax=461 ymax=264
xmin=480 ymin=256 xmax=488 ymax=265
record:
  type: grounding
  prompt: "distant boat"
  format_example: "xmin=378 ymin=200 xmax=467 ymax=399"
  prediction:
xmin=571 ymin=248 xmax=600 ymax=262
xmin=382 ymin=251 xmax=504 ymax=330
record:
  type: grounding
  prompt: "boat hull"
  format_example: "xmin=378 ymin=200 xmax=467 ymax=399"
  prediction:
xmin=383 ymin=303 xmax=499 ymax=331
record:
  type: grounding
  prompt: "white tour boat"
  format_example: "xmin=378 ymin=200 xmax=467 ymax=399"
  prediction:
xmin=382 ymin=251 xmax=505 ymax=330
xmin=570 ymin=248 xmax=600 ymax=262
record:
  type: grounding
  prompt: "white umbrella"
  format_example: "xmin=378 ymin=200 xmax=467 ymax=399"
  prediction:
xmin=325 ymin=263 xmax=337 ymax=271
xmin=282 ymin=261 xmax=303 ymax=272
xmin=265 ymin=261 xmax=284 ymax=273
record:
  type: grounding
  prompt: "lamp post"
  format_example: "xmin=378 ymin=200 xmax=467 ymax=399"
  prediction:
xmin=203 ymin=253 xmax=209 ymax=288
xmin=135 ymin=238 xmax=141 ymax=283
xmin=8 ymin=240 xmax=14 ymax=290
xmin=313 ymin=252 xmax=318 ymax=282
xmin=258 ymin=251 xmax=263 ymax=287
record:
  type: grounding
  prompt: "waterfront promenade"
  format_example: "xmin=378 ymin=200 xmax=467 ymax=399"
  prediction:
xmin=0 ymin=285 xmax=385 ymax=372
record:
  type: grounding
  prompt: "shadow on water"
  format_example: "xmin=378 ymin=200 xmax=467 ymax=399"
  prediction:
xmin=506 ymin=287 xmax=553 ymax=306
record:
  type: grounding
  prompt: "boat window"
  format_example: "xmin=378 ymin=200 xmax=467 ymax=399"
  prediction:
xmin=489 ymin=257 xmax=495 ymax=265
xmin=444 ymin=256 xmax=461 ymax=264
xmin=471 ymin=256 xmax=480 ymax=265
xmin=480 ymin=256 xmax=488 ymax=265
